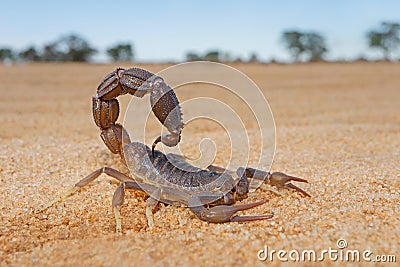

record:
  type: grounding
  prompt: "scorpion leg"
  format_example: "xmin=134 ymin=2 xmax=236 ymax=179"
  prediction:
xmin=112 ymin=181 xmax=159 ymax=234
xmin=35 ymin=167 xmax=136 ymax=213
xmin=112 ymin=182 xmax=190 ymax=233
xmin=207 ymin=165 xmax=280 ymax=195
xmin=238 ymin=167 xmax=311 ymax=197
xmin=268 ymin=172 xmax=310 ymax=197
xmin=188 ymin=194 xmax=273 ymax=223
xmin=112 ymin=183 xmax=125 ymax=235
xmin=145 ymin=188 xmax=162 ymax=229
xmin=208 ymin=165 xmax=310 ymax=197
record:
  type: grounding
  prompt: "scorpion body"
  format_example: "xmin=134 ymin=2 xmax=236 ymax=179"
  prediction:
xmin=125 ymin=143 xmax=237 ymax=195
xmin=37 ymin=67 xmax=310 ymax=234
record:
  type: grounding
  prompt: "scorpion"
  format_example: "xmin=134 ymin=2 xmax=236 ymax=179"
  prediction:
xmin=36 ymin=67 xmax=310 ymax=234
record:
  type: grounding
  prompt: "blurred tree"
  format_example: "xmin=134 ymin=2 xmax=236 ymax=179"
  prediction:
xmin=233 ymin=57 xmax=243 ymax=63
xmin=304 ymin=32 xmax=328 ymax=62
xmin=248 ymin=52 xmax=259 ymax=63
xmin=107 ymin=43 xmax=134 ymax=61
xmin=58 ymin=34 xmax=97 ymax=62
xmin=281 ymin=31 xmax=327 ymax=62
xmin=186 ymin=52 xmax=202 ymax=61
xmin=269 ymin=57 xmax=278 ymax=64
xmin=186 ymin=50 xmax=234 ymax=62
xmin=281 ymin=31 xmax=305 ymax=62
xmin=41 ymin=34 xmax=97 ymax=62
xmin=41 ymin=42 xmax=62 ymax=61
xmin=0 ymin=48 xmax=15 ymax=62
xmin=19 ymin=46 xmax=41 ymax=61
xmin=355 ymin=54 xmax=368 ymax=62
xmin=204 ymin=50 xmax=220 ymax=62
xmin=367 ymin=22 xmax=400 ymax=60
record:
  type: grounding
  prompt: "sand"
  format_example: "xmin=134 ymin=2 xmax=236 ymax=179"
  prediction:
xmin=0 ymin=62 xmax=399 ymax=266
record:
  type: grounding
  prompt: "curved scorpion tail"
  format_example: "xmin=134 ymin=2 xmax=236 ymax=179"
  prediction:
xmin=92 ymin=68 xmax=183 ymax=160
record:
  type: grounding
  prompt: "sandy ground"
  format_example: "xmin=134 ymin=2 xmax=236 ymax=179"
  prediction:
xmin=0 ymin=62 xmax=399 ymax=266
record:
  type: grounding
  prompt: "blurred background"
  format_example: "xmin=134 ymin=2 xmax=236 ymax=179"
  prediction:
xmin=0 ymin=0 xmax=399 ymax=64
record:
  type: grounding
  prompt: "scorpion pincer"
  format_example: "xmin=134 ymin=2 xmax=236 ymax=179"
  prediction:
xmin=36 ymin=67 xmax=310 ymax=234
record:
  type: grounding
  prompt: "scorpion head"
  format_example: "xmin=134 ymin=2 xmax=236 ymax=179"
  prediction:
xmin=234 ymin=174 xmax=250 ymax=201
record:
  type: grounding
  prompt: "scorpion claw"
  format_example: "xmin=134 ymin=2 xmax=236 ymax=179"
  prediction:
xmin=230 ymin=214 xmax=274 ymax=222
xmin=286 ymin=175 xmax=308 ymax=183
xmin=269 ymin=172 xmax=311 ymax=197
xmin=197 ymin=199 xmax=273 ymax=223
xmin=285 ymin=182 xmax=311 ymax=197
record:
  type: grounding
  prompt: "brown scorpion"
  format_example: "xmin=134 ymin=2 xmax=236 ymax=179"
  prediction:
xmin=36 ymin=67 xmax=310 ymax=234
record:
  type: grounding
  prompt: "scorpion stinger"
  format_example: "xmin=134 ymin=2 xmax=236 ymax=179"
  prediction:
xmin=149 ymin=76 xmax=183 ymax=157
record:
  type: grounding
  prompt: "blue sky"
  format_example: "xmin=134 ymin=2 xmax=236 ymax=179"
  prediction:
xmin=1 ymin=0 xmax=399 ymax=62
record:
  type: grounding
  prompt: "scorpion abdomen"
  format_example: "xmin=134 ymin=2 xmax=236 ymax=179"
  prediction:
xmin=123 ymin=142 xmax=232 ymax=193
